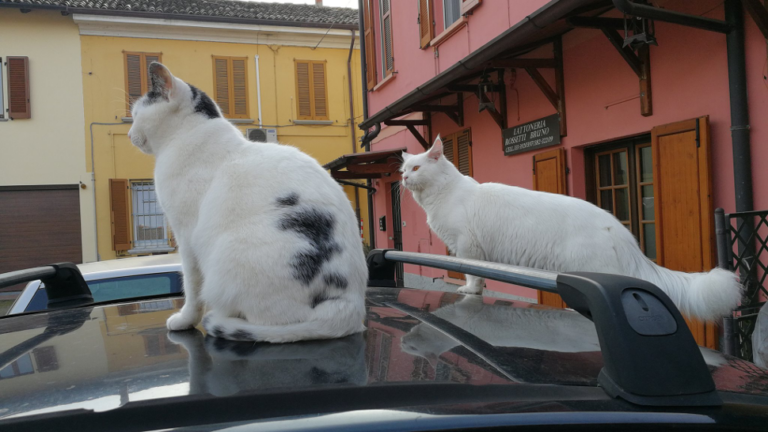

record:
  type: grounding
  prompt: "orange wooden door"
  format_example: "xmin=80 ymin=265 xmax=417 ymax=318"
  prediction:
xmin=532 ymin=148 xmax=568 ymax=308
xmin=652 ymin=116 xmax=717 ymax=349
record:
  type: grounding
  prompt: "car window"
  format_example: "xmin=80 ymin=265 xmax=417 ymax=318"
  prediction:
xmin=25 ymin=272 xmax=182 ymax=312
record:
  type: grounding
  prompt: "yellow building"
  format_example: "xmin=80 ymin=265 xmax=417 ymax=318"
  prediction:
xmin=0 ymin=7 xmax=97 ymax=284
xmin=71 ymin=5 xmax=367 ymax=260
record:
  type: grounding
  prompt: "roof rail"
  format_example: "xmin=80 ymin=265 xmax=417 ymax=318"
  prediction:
xmin=367 ymin=249 xmax=722 ymax=407
xmin=0 ymin=262 xmax=93 ymax=309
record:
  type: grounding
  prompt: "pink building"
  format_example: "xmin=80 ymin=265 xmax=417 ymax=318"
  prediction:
xmin=327 ymin=0 xmax=768 ymax=347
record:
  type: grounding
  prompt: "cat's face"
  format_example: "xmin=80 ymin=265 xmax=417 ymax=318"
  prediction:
xmin=128 ymin=62 xmax=221 ymax=155
xmin=399 ymin=135 xmax=449 ymax=192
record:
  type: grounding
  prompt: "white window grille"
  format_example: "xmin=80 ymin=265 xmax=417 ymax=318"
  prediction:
xmin=444 ymin=0 xmax=461 ymax=28
xmin=131 ymin=181 xmax=170 ymax=250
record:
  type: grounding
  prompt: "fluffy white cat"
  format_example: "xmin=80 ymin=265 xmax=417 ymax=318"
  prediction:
xmin=399 ymin=136 xmax=741 ymax=321
xmin=128 ymin=62 xmax=366 ymax=343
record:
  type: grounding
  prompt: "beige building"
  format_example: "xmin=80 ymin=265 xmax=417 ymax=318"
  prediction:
xmin=0 ymin=8 xmax=97 ymax=292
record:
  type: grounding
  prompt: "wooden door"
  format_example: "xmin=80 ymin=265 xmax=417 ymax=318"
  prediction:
xmin=652 ymin=116 xmax=717 ymax=349
xmin=532 ymin=148 xmax=568 ymax=308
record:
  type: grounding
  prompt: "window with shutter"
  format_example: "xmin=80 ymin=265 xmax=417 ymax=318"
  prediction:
xmin=295 ymin=60 xmax=329 ymax=121
xmin=212 ymin=56 xmax=250 ymax=119
xmin=418 ymin=0 xmax=434 ymax=49
xmin=124 ymin=52 xmax=162 ymax=116
xmin=8 ymin=56 xmax=30 ymax=119
xmin=109 ymin=179 xmax=132 ymax=251
xmin=441 ymin=129 xmax=473 ymax=280
xmin=0 ymin=57 xmax=5 ymax=119
xmin=380 ymin=0 xmax=395 ymax=77
xmin=362 ymin=0 xmax=377 ymax=89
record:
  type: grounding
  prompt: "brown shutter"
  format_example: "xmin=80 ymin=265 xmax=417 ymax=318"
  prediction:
xmin=109 ymin=179 xmax=132 ymax=251
xmin=418 ymin=0 xmax=433 ymax=49
xmin=312 ymin=62 xmax=328 ymax=120
xmin=381 ymin=0 xmax=394 ymax=75
xmin=456 ymin=129 xmax=473 ymax=176
xmin=363 ymin=0 xmax=377 ymax=90
xmin=532 ymin=148 xmax=567 ymax=308
xmin=296 ymin=61 xmax=312 ymax=119
xmin=8 ymin=56 xmax=30 ymax=119
xmin=460 ymin=0 xmax=482 ymax=15
xmin=443 ymin=134 xmax=455 ymax=165
xmin=124 ymin=53 xmax=161 ymax=115
xmin=213 ymin=57 xmax=231 ymax=116
xmin=651 ymin=116 xmax=717 ymax=348
xmin=232 ymin=58 xmax=248 ymax=118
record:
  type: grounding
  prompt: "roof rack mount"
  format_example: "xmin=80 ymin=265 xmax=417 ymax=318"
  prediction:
xmin=0 ymin=262 xmax=93 ymax=309
xmin=367 ymin=249 xmax=722 ymax=407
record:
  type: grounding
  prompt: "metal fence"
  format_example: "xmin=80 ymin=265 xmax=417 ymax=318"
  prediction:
xmin=715 ymin=208 xmax=768 ymax=361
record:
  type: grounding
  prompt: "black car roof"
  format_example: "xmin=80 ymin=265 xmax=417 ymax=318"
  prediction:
xmin=2 ymin=287 xmax=768 ymax=429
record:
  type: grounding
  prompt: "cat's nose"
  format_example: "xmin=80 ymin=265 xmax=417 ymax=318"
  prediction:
xmin=403 ymin=175 xmax=409 ymax=181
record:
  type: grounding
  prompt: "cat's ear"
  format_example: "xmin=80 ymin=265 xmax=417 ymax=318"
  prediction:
xmin=148 ymin=62 xmax=175 ymax=99
xmin=401 ymin=151 xmax=412 ymax=161
xmin=426 ymin=135 xmax=443 ymax=161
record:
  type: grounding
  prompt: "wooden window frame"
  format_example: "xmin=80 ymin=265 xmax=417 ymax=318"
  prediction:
xmin=460 ymin=0 xmax=482 ymax=15
xmin=294 ymin=60 xmax=329 ymax=121
xmin=635 ymin=143 xmax=655 ymax=260
xmin=124 ymin=52 xmax=162 ymax=116
xmin=442 ymin=128 xmax=472 ymax=280
xmin=380 ymin=0 xmax=395 ymax=78
xmin=418 ymin=0 xmax=434 ymax=49
xmin=211 ymin=55 xmax=250 ymax=120
xmin=594 ymin=148 xmax=633 ymax=231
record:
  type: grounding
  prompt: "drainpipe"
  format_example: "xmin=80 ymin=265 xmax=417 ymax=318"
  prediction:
xmin=725 ymin=0 xmax=754 ymax=214
xmin=358 ymin=0 xmax=378 ymax=249
xmin=347 ymin=29 xmax=362 ymax=236
xmin=89 ymin=121 xmax=125 ymax=262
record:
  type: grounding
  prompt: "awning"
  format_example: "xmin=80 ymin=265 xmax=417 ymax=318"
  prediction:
xmin=359 ymin=0 xmax=607 ymax=132
xmin=324 ymin=148 xmax=406 ymax=180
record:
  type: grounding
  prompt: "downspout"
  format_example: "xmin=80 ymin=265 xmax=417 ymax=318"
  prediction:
xmin=89 ymin=121 xmax=126 ymax=262
xmin=359 ymin=0 xmax=378 ymax=249
xmin=347 ymin=29 xmax=362 ymax=237
xmin=724 ymin=0 xmax=754 ymax=214
xmin=254 ymin=55 xmax=263 ymax=127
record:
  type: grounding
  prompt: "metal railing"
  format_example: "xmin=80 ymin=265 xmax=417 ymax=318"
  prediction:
xmin=715 ymin=208 xmax=768 ymax=361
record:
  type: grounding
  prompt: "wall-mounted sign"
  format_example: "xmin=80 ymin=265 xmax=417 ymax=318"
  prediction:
xmin=502 ymin=114 xmax=561 ymax=156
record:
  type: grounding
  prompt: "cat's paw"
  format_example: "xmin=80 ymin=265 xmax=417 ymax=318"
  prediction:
xmin=457 ymin=285 xmax=483 ymax=295
xmin=167 ymin=312 xmax=199 ymax=331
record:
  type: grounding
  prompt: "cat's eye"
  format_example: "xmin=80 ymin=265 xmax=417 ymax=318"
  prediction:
xmin=412 ymin=166 xmax=420 ymax=172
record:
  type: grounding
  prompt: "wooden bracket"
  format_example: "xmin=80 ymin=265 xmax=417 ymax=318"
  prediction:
xmin=406 ymin=124 xmax=430 ymax=150
xmin=567 ymin=16 xmax=625 ymax=30
xmin=414 ymin=92 xmax=463 ymax=127
xmin=384 ymin=119 xmax=431 ymax=150
xmin=601 ymin=28 xmax=652 ymax=116
xmin=743 ymin=0 xmax=768 ymax=39
xmin=518 ymin=37 xmax=567 ymax=135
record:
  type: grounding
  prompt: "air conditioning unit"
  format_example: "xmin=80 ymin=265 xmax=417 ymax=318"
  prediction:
xmin=245 ymin=128 xmax=277 ymax=143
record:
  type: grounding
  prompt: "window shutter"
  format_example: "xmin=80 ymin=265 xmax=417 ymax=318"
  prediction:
xmin=443 ymin=134 xmax=455 ymax=165
xmin=312 ymin=62 xmax=328 ymax=120
xmin=109 ymin=179 xmax=132 ymax=251
xmin=124 ymin=53 xmax=161 ymax=115
xmin=7 ymin=56 xmax=30 ymax=119
xmin=460 ymin=0 xmax=482 ymax=15
xmin=418 ymin=0 xmax=433 ymax=49
xmin=232 ymin=58 xmax=248 ymax=117
xmin=456 ymin=129 xmax=472 ymax=176
xmin=213 ymin=57 xmax=231 ymax=116
xmin=532 ymin=148 xmax=567 ymax=308
xmin=363 ymin=0 xmax=377 ymax=89
xmin=381 ymin=0 xmax=394 ymax=75
xmin=296 ymin=61 xmax=312 ymax=119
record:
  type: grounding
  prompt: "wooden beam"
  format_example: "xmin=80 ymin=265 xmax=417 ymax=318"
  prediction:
xmin=489 ymin=58 xmax=556 ymax=69
xmin=525 ymin=67 xmax=559 ymax=109
xmin=331 ymin=171 xmax=385 ymax=180
xmin=601 ymin=28 xmax=642 ymax=77
xmin=456 ymin=92 xmax=464 ymax=127
xmin=554 ymin=37 xmax=567 ymax=136
xmin=743 ymin=0 xmax=768 ymax=39
xmin=447 ymin=84 xmax=503 ymax=93
xmin=567 ymin=16 xmax=625 ymax=30
xmin=412 ymin=104 xmax=459 ymax=113
xmin=406 ymin=125 xmax=430 ymax=150
xmin=384 ymin=119 xmax=429 ymax=126
xmin=346 ymin=163 xmax=396 ymax=174
xmin=638 ymin=44 xmax=652 ymax=117
xmin=478 ymin=91 xmax=504 ymax=130
xmin=497 ymin=68 xmax=508 ymax=130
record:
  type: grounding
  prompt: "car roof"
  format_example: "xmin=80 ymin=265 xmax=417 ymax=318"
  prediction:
xmin=75 ymin=254 xmax=182 ymax=276
xmin=1 ymin=287 xmax=767 ymax=429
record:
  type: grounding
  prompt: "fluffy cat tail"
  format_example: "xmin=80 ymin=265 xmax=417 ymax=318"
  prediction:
xmin=201 ymin=299 xmax=366 ymax=344
xmin=622 ymin=250 xmax=742 ymax=322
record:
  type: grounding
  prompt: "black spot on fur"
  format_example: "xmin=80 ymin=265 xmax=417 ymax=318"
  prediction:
xmin=210 ymin=326 xmax=224 ymax=338
xmin=279 ymin=208 xmax=341 ymax=285
xmin=189 ymin=84 xmax=220 ymax=119
xmin=311 ymin=292 xmax=341 ymax=309
xmin=323 ymin=272 xmax=348 ymax=289
xmin=201 ymin=315 xmax=211 ymax=328
xmin=277 ymin=193 xmax=300 ymax=207
xmin=230 ymin=330 xmax=254 ymax=341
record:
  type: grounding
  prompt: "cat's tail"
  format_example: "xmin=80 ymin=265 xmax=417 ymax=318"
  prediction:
xmin=619 ymin=244 xmax=742 ymax=321
xmin=201 ymin=298 xmax=366 ymax=344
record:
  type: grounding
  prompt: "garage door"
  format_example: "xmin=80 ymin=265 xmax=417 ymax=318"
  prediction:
xmin=0 ymin=186 xmax=82 ymax=293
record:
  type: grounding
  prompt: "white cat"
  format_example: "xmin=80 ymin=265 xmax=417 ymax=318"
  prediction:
xmin=128 ymin=62 xmax=366 ymax=343
xmin=399 ymin=136 xmax=742 ymax=321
